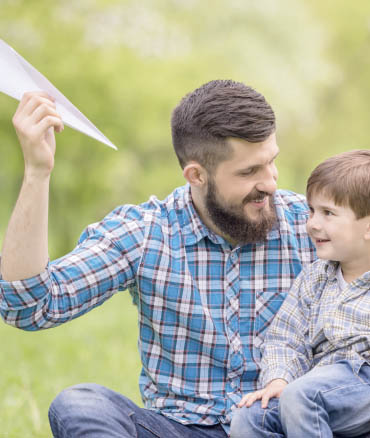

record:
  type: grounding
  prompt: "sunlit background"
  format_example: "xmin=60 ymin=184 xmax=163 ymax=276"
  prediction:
xmin=1 ymin=0 xmax=370 ymax=435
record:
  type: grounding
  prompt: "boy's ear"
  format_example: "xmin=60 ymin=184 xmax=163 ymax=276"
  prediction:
xmin=183 ymin=162 xmax=207 ymax=187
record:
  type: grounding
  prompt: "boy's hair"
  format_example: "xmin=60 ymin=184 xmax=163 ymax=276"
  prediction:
xmin=306 ymin=149 xmax=370 ymax=219
xmin=171 ymin=80 xmax=275 ymax=171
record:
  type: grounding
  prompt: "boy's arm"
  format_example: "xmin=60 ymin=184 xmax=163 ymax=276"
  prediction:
xmin=258 ymin=267 xmax=314 ymax=386
xmin=1 ymin=92 xmax=63 ymax=281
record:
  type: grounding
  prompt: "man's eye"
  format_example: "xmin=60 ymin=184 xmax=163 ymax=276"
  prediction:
xmin=240 ymin=168 xmax=257 ymax=176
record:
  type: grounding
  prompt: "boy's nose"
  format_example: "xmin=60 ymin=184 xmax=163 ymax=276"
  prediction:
xmin=306 ymin=216 xmax=322 ymax=233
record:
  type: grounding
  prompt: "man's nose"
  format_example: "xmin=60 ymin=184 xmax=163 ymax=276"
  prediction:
xmin=256 ymin=165 xmax=278 ymax=194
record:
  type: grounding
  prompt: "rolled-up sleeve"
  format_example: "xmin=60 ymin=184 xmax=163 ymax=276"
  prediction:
xmin=0 ymin=205 xmax=145 ymax=330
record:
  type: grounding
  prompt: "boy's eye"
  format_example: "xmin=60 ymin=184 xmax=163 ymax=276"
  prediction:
xmin=324 ymin=210 xmax=333 ymax=216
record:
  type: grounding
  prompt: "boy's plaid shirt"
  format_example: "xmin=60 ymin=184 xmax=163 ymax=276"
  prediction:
xmin=0 ymin=185 xmax=315 ymax=428
xmin=258 ymin=259 xmax=370 ymax=388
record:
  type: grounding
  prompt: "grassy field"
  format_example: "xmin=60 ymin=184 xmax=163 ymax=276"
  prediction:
xmin=0 ymin=292 xmax=142 ymax=437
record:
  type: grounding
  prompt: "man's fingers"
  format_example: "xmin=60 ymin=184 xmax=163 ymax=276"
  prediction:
xmin=14 ymin=96 xmax=57 ymax=124
xmin=13 ymin=95 xmax=58 ymax=130
xmin=16 ymin=91 xmax=54 ymax=114
xmin=13 ymin=93 xmax=63 ymax=140
xmin=37 ymin=115 xmax=64 ymax=135
xmin=21 ymin=96 xmax=57 ymax=120
xmin=30 ymin=102 xmax=61 ymax=125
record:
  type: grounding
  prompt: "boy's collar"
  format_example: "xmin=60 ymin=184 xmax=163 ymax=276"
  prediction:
xmin=324 ymin=259 xmax=370 ymax=284
xmin=324 ymin=260 xmax=340 ymax=280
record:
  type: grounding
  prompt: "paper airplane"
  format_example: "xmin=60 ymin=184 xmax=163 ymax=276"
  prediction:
xmin=0 ymin=39 xmax=117 ymax=150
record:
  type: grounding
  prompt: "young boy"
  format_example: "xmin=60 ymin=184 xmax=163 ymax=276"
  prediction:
xmin=230 ymin=149 xmax=370 ymax=438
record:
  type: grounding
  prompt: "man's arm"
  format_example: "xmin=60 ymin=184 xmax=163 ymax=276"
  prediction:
xmin=0 ymin=91 xmax=144 ymax=331
xmin=1 ymin=91 xmax=63 ymax=281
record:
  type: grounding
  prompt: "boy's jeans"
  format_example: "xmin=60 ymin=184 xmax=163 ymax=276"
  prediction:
xmin=48 ymin=383 xmax=227 ymax=438
xmin=230 ymin=360 xmax=370 ymax=438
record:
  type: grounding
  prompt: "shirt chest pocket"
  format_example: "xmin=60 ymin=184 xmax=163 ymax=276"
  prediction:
xmin=253 ymin=290 xmax=287 ymax=360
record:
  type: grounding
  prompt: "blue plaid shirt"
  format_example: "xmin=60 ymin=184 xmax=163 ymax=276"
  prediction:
xmin=0 ymin=184 xmax=315 ymax=433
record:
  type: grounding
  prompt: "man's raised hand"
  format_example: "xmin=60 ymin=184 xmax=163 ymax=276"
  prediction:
xmin=12 ymin=91 xmax=64 ymax=177
xmin=237 ymin=379 xmax=288 ymax=409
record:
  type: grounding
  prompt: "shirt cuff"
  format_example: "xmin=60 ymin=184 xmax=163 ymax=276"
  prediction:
xmin=0 ymin=261 xmax=52 ymax=311
xmin=259 ymin=366 xmax=295 ymax=387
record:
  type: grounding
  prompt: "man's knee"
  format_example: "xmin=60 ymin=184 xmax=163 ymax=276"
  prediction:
xmin=50 ymin=383 xmax=136 ymax=414
xmin=52 ymin=383 xmax=141 ymax=423
xmin=49 ymin=383 xmax=138 ymax=438
xmin=50 ymin=383 xmax=106 ymax=415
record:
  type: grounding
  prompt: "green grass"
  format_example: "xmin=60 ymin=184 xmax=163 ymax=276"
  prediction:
xmin=0 ymin=292 xmax=142 ymax=437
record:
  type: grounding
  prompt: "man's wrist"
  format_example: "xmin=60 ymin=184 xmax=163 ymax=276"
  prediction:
xmin=24 ymin=167 xmax=52 ymax=184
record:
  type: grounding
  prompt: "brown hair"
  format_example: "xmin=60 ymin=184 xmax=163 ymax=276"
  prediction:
xmin=171 ymin=80 xmax=275 ymax=170
xmin=306 ymin=149 xmax=370 ymax=219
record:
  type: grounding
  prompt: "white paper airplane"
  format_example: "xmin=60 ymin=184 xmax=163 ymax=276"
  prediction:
xmin=0 ymin=39 xmax=117 ymax=150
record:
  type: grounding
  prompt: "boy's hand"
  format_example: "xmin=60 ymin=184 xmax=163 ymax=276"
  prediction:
xmin=237 ymin=379 xmax=288 ymax=409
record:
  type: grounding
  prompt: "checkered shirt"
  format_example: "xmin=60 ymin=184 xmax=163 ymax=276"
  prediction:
xmin=259 ymin=259 xmax=370 ymax=387
xmin=0 ymin=184 xmax=315 ymax=431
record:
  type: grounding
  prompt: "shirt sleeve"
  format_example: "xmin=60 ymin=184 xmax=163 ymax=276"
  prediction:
xmin=258 ymin=267 xmax=314 ymax=386
xmin=0 ymin=205 xmax=145 ymax=331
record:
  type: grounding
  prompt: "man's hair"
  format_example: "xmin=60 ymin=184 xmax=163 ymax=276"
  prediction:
xmin=306 ymin=149 xmax=370 ymax=219
xmin=171 ymin=80 xmax=275 ymax=170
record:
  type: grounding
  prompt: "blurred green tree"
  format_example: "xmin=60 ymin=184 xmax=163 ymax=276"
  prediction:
xmin=0 ymin=0 xmax=343 ymax=257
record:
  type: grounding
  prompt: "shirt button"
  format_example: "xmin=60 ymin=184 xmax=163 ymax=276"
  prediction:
xmin=325 ymin=323 xmax=330 ymax=329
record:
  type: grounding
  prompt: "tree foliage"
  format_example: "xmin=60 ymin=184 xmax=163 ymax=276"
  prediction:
xmin=0 ymin=0 xmax=369 ymax=256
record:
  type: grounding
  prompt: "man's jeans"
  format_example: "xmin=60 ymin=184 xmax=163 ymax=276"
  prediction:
xmin=48 ymin=383 xmax=228 ymax=438
xmin=230 ymin=360 xmax=370 ymax=438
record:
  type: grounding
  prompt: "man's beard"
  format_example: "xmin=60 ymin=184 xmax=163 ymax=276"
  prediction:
xmin=205 ymin=178 xmax=277 ymax=245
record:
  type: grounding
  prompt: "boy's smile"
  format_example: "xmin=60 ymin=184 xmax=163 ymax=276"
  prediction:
xmin=306 ymin=192 xmax=370 ymax=281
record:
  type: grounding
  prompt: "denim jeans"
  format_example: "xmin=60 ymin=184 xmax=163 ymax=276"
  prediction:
xmin=230 ymin=360 xmax=370 ymax=438
xmin=48 ymin=383 xmax=228 ymax=438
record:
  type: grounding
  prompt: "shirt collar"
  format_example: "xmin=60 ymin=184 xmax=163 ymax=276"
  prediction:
xmin=323 ymin=260 xmax=339 ymax=280
xmin=322 ymin=260 xmax=370 ymax=285
xmin=176 ymin=185 xmax=285 ymax=247
xmin=176 ymin=184 xmax=215 ymax=246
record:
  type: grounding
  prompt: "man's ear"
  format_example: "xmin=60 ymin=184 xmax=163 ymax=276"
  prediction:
xmin=364 ymin=221 xmax=370 ymax=241
xmin=183 ymin=162 xmax=207 ymax=187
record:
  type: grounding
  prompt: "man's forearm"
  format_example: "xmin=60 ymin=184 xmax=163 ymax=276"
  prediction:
xmin=1 ymin=92 xmax=63 ymax=282
xmin=1 ymin=172 xmax=50 ymax=281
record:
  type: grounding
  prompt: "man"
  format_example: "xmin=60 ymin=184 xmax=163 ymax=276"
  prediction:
xmin=0 ymin=80 xmax=315 ymax=437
